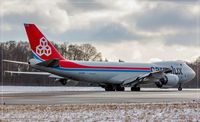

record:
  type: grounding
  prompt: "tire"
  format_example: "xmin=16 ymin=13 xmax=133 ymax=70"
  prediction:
xmin=115 ymin=86 xmax=125 ymax=91
xmin=105 ymin=85 xmax=115 ymax=91
xmin=155 ymin=81 xmax=162 ymax=88
xmin=59 ymin=79 xmax=67 ymax=85
xmin=131 ymin=87 xmax=140 ymax=91
xmin=178 ymin=87 xmax=182 ymax=91
xmin=178 ymin=83 xmax=182 ymax=91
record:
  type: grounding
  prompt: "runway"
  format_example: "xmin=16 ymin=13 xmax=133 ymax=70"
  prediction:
xmin=1 ymin=87 xmax=200 ymax=104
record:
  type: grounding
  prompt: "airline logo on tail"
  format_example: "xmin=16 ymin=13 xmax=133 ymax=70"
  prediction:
xmin=36 ymin=37 xmax=52 ymax=56
xmin=25 ymin=23 xmax=64 ymax=61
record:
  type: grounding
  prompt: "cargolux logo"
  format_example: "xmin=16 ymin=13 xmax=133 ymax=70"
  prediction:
xmin=36 ymin=37 xmax=52 ymax=56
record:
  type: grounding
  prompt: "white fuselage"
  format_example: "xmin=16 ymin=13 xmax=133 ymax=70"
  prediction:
xmin=31 ymin=60 xmax=195 ymax=85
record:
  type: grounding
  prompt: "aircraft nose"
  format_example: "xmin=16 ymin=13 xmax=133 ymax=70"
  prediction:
xmin=190 ymin=69 xmax=196 ymax=80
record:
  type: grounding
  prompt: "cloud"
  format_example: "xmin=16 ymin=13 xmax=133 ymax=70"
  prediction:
xmin=124 ymin=2 xmax=199 ymax=47
xmin=96 ymin=41 xmax=200 ymax=62
xmin=58 ymin=0 xmax=107 ymax=15
xmin=130 ymin=4 xmax=197 ymax=31
xmin=164 ymin=31 xmax=199 ymax=47
xmin=0 ymin=0 xmax=199 ymax=62
xmin=47 ymin=20 xmax=143 ymax=44
xmin=1 ymin=0 xmax=70 ymax=33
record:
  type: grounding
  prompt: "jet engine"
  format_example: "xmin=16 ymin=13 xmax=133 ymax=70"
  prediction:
xmin=155 ymin=74 xmax=179 ymax=88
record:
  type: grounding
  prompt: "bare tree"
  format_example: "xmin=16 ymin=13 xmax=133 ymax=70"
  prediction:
xmin=80 ymin=44 xmax=102 ymax=61
xmin=67 ymin=44 xmax=83 ymax=60
xmin=60 ymin=42 xmax=68 ymax=58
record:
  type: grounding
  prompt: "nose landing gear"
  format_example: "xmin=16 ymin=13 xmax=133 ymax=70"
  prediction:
xmin=178 ymin=83 xmax=182 ymax=91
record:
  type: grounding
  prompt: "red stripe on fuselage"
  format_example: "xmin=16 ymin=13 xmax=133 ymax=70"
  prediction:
xmin=59 ymin=60 xmax=151 ymax=70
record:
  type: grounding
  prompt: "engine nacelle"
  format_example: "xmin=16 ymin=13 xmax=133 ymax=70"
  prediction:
xmin=156 ymin=74 xmax=179 ymax=88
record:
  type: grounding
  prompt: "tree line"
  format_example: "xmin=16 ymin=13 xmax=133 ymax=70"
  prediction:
xmin=0 ymin=41 xmax=103 ymax=86
xmin=0 ymin=41 xmax=199 ymax=88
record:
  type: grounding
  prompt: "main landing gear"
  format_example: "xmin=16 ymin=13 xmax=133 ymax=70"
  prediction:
xmin=131 ymin=85 xmax=140 ymax=91
xmin=58 ymin=79 xmax=67 ymax=85
xmin=103 ymin=84 xmax=141 ymax=91
xmin=104 ymin=84 xmax=125 ymax=91
xmin=105 ymin=84 xmax=115 ymax=91
xmin=116 ymin=85 xmax=125 ymax=91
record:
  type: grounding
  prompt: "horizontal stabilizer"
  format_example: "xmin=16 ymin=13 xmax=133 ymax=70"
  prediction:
xmin=4 ymin=71 xmax=50 ymax=75
xmin=3 ymin=59 xmax=28 ymax=65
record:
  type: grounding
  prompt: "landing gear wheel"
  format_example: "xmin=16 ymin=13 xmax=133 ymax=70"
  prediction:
xmin=178 ymin=87 xmax=182 ymax=91
xmin=115 ymin=86 xmax=125 ymax=91
xmin=105 ymin=85 xmax=115 ymax=91
xmin=59 ymin=79 xmax=67 ymax=85
xmin=178 ymin=84 xmax=182 ymax=91
xmin=131 ymin=87 xmax=140 ymax=91
xmin=155 ymin=81 xmax=162 ymax=88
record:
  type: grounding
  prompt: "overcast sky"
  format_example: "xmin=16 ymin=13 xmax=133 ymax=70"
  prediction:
xmin=0 ymin=0 xmax=200 ymax=62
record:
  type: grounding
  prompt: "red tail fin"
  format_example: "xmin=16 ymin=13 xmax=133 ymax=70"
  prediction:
xmin=24 ymin=24 xmax=64 ymax=61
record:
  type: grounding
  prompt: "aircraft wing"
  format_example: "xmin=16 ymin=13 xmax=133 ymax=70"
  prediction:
xmin=122 ymin=68 xmax=172 ymax=86
xmin=3 ymin=59 xmax=28 ymax=65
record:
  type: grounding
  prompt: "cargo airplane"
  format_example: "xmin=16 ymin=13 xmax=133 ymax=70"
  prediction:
xmin=4 ymin=24 xmax=196 ymax=91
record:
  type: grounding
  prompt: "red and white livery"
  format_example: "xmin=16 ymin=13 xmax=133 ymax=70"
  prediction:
xmin=5 ymin=24 xmax=196 ymax=91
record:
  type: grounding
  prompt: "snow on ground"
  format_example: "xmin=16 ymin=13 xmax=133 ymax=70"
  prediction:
xmin=1 ymin=102 xmax=199 ymax=122
xmin=0 ymin=86 xmax=105 ymax=94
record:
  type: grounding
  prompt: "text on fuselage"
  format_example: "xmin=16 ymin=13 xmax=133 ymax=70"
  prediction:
xmin=151 ymin=66 xmax=183 ymax=75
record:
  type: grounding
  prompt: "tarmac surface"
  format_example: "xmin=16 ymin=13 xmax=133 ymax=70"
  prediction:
xmin=1 ymin=88 xmax=200 ymax=104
